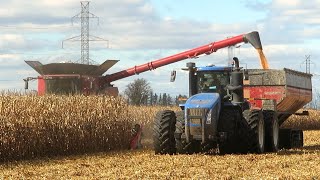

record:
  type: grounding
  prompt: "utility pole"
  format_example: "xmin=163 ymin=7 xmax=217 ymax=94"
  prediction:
xmin=63 ymin=1 xmax=108 ymax=65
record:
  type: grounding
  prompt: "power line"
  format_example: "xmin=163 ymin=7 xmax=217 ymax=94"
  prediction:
xmin=0 ymin=80 xmax=22 ymax=82
xmin=0 ymin=51 xmax=76 ymax=56
xmin=0 ymin=24 xmax=72 ymax=30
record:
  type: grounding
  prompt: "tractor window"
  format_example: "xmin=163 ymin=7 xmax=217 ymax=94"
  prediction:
xmin=197 ymin=71 xmax=229 ymax=95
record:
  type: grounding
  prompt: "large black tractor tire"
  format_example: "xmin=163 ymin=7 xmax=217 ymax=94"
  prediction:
xmin=236 ymin=117 xmax=251 ymax=154
xmin=175 ymin=111 xmax=201 ymax=154
xmin=175 ymin=111 xmax=186 ymax=154
xmin=153 ymin=110 xmax=176 ymax=155
xmin=263 ymin=110 xmax=279 ymax=152
xmin=279 ymin=129 xmax=303 ymax=149
xmin=218 ymin=108 xmax=240 ymax=154
xmin=244 ymin=109 xmax=265 ymax=154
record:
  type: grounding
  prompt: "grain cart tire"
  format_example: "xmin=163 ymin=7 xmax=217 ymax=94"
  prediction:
xmin=297 ymin=130 xmax=304 ymax=147
xmin=218 ymin=108 xmax=239 ymax=154
xmin=278 ymin=129 xmax=292 ymax=149
xmin=244 ymin=109 xmax=265 ymax=153
xmin=236 ymin=117 xmax=251 ymax=154
xmin=153 ymin=110 xmax=176 ymax=154
xmin=263 ymin=110 xmax=279 ymax=152
xmin=175 ymin=111 xmax=200 ymax=154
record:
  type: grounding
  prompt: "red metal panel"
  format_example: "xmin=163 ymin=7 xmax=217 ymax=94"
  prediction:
xmin=244 ymin=86 xmax=285 ymax=101
xmin=244 ymin=85 xmax=312 ymax=113
xmin=37 ymin=77 xmax=45 ymax=95
xmin=244 ymin=86 xmax=285 ymax=109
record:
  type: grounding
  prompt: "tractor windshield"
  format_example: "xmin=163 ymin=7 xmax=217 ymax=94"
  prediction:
xmin=197 ymin=71 xmax=230 ymax=95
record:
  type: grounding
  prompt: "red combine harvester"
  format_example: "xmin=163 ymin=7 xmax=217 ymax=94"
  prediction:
xmin=24 ymin=60 xmax=120 ymax=96
xmin=25 ymin=31 xmax=312 ymax=152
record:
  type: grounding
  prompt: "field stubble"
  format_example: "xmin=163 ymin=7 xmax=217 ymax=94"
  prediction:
xmin=0 ymin=130 xmax=319 ymax=179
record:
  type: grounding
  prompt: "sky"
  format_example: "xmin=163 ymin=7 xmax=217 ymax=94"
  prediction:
xmin=0 ymin=0 xmax=319 ymax=96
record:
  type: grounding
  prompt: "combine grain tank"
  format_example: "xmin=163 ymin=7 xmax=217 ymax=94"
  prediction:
xmin=244 ymin=68 xmax=312 ymax=125
xmin=25 ymin=60 xmax=119 ymax=96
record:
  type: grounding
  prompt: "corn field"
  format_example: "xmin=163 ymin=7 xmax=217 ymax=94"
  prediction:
xmin=0 ymin=94 xmax=132 ymax=161
xmin=282 ymin=109 xmax=320 ymax=130
xmin=0 ymin=94 xmax=319 ymax=161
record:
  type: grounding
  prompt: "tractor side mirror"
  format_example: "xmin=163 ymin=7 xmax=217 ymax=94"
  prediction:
xmin=243 ymin=70 xmax=249 ymax=80
xmin=170 ymin=70 xmax=176 ymax=82
xmin=24 ymin=79 xmax=28 ymax=89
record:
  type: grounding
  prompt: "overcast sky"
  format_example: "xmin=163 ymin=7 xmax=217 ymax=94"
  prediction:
xmin=0 ymin=0 xmax=319 ymax=96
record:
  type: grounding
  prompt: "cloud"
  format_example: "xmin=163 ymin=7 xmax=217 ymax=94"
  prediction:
xmin=0 ymin=0 xmax=254 ymax=53
xmin=246 ymin=0 xmax=320 ymax=44
xmin=0 ymin=0 xmax=319 ymax=92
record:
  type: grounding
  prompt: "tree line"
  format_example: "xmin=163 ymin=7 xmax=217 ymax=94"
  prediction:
xmin=123 ymin=78 xmax=187 ymax=106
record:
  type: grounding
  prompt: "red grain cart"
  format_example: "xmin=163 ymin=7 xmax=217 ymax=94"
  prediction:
xmin=244 ymin=68 xmax=312 ymax=148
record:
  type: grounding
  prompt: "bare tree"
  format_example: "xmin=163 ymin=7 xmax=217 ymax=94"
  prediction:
xmin=124 ymin=78 xmax=152 ymax=105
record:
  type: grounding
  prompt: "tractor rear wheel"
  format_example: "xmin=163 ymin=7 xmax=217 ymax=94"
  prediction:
xmin=263 ymin=110 xmax=279 ymax=152
xmin=218 ymin=108 xmax=240 ymax=154
xmin=244 ymin=109 xmax=265 ymax=153
xmin=153 ymin=110 xmax=176 ymax=154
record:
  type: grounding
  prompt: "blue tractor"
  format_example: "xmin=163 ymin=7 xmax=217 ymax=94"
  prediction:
xmin=153 ymin=58 xmax=266 ymax=154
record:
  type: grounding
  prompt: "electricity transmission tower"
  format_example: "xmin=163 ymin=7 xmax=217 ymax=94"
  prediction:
xmin=301 ymin=55 xmax=312 ymax=74
xmin=63 ymin=1 xmax=108 ymax=65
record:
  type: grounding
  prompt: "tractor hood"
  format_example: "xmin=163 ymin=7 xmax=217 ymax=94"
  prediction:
xmin=185 ymin=93 xmax=221 ymax=109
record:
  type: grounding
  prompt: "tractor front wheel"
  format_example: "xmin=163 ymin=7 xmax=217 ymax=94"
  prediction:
xmin=153 ymin=110 xmax=176 ymax=154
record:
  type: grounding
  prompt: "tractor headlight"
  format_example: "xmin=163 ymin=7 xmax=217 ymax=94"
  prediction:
xmin=206 ymin=109 xmax=212 ymax=124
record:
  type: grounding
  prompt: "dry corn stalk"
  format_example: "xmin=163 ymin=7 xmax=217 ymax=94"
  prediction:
xmin=0 ymin=94 xmax=132 ymax=161
xmin=282 ymin=109 xmax=320 ymax=130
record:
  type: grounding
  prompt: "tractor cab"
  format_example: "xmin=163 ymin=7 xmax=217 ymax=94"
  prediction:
xmin=196 ymin=66 xmax=232 ymax=98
